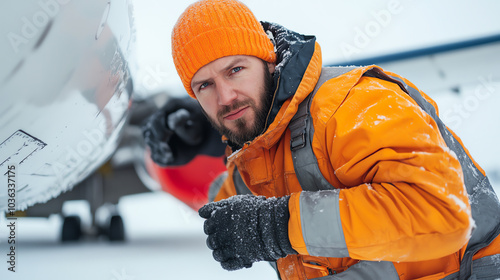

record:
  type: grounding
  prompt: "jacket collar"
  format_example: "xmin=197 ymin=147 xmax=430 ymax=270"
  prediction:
xmin=262 ymin=22 xmax=318 ymax=129
xmin=227 ymin=23 xmax=322 ymax=155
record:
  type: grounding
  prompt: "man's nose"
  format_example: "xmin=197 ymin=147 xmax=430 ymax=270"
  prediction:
xmin=216 ymin=80 xmax=238 ymax=106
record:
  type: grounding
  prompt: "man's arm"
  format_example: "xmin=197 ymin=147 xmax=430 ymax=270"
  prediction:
xmin=288 ymin=76 xmax=472 ymax=262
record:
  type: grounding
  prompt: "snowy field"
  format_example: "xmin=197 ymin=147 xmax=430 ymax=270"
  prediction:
xmin=1 ymin=0 xmax=500 ymax=279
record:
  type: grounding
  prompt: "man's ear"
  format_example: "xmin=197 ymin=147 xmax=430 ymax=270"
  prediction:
xmin=267 ymin=62 xmax=276 ymax=74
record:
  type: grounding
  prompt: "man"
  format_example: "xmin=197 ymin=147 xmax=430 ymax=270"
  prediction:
xmin=143 ymin=0 xmax=500 ymax=279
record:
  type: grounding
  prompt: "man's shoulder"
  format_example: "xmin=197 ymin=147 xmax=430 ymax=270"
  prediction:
xmin=308 ymin=66 xmax=363 ymax=109
xmin=308 ymin=65 xmax=401 ymax=124
xmin=314 ymin=66 xmax=359 ymax=90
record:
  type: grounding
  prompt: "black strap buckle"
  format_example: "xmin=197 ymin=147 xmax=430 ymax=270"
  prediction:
xmin=290 ymin=131 xmax=306 ymax=151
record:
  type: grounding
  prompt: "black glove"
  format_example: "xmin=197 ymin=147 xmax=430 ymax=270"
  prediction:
xmin=198 ymin=195 xmax=297 ymax=271
xmin=141 ymin=97 xmax=226 ymax=166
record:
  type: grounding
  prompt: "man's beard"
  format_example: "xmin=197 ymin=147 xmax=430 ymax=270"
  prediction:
xmin=203 ymin=61 xmax=274 ymax=147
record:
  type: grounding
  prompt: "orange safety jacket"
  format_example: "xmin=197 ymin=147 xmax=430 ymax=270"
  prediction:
xmin=213 ymin=23 xmax=500 ymax=280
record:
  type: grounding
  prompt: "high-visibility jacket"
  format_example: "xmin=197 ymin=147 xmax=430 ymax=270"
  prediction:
xmin=214 ymin=23 xmax=500 ymax=280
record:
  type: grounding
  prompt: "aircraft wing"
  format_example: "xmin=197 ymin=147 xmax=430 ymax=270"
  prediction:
xmin=327 ymin=33 xmax=500 ymax=95
xmin=0 ymin=0 xmax=137 ymax=212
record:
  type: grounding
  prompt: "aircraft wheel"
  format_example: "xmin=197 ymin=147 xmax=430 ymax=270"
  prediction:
xmin=108 ymin=215 xmax=125 ymax=241
xmin=61 ymin=216 xmax=82 ymax=242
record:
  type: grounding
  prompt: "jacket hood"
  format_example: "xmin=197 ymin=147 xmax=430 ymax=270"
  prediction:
xmin=227 ymin=22 xmax=322 ymax=156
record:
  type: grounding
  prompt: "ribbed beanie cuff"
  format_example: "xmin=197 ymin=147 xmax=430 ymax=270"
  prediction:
xmin=171 ymin=0 xmax=276 ymax=98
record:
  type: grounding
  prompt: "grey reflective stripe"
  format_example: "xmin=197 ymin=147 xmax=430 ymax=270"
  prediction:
xmin=440 ymin=254 xmax=500 ymax=280
xmin=209 ymin=168 xmax=251 ymax=201
xmin=290 ymin=67 xmax=357 ymax=191
xmin=309 ymin=261 xmax=399 ymax=280
xmin=364 ymin=67 xmax=500 ymax=280
xmin=299 ymin=190 xmax=349 ymax=257
xmin=232 ymin=166 xmax=253 ymax=195
xmin=208 ymin=171 xmax=228 ymax=202
xmin=467 ymin=254 xmax=500 ymax=279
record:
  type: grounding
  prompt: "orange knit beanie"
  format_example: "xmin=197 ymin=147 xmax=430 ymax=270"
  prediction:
xmin=171 ymin=0 xmax=277 ymax=98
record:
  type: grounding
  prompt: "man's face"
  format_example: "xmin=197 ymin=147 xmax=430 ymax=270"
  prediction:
xmin=191 ymin=55 xmax=275 ymax=146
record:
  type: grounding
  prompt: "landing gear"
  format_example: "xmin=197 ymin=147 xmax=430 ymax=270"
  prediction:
xmin=96 ymin=203 xmax=125 ymax=242
xmin=60 ymin=204 xmax=125 ymax=242
xmin=107 ymin=215 xmax=125 ymax=241
xmin=61 ymin=215 xmax=82 ymax=242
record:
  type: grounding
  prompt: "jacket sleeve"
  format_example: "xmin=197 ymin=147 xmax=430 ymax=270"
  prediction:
xmin=288 ymin=75 xmax=473 ymax=262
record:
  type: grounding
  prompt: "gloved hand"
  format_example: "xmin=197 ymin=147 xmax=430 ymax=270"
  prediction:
xmin=142 ymin=97 xmax=226 ymax=166
xmin=198 ymin=195 xmax=297 ymax=271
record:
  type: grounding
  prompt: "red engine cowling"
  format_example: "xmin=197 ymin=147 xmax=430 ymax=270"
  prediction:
xmin=145 ymin=153 xmax=227 ymax=211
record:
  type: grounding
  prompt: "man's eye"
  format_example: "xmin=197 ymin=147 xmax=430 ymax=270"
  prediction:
xmin=200 ymin=82 xmax=210 ymax=90
xmin=231 ymin=67 xmax=242 ymax=74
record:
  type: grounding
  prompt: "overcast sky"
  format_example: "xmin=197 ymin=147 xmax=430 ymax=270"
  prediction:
xmin=130 ymin=0 xmax=500 ymax=95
